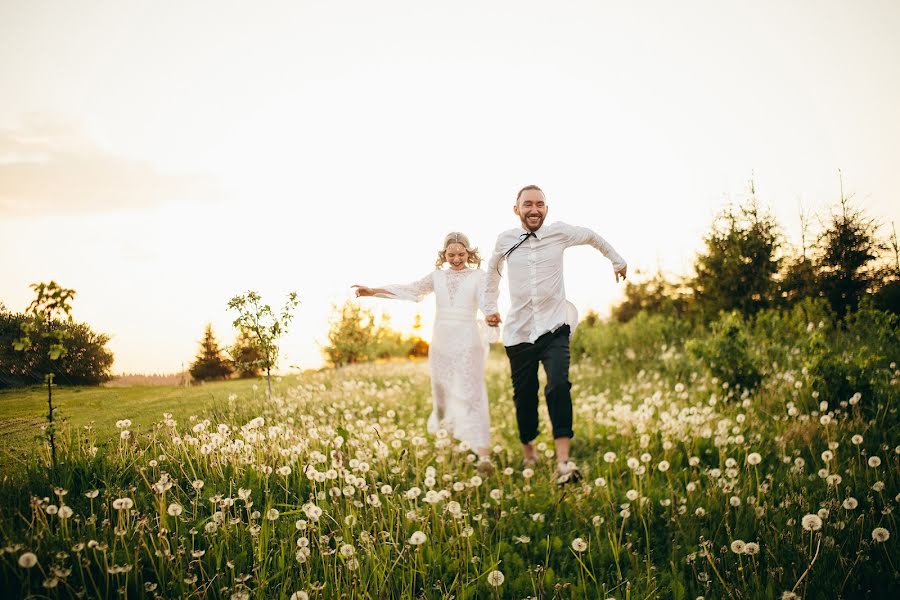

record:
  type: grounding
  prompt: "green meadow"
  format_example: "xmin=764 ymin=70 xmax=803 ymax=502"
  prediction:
xmin=0 ymin=302 xmax=897 ymax=599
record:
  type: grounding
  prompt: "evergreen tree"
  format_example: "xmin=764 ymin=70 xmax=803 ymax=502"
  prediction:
xmin=816 ymin=180 xmax=884 ymax=315
xmin=189 ymin=323 xmax=233 ymax=382
xmin=692 ymin=189 xmax=781 ymax=318
xmin=229 ymin=327 xmax=264 ymax=378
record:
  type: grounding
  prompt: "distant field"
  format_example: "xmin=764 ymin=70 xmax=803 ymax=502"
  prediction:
xmin=0 ymin=378 xmax=270 ymax=472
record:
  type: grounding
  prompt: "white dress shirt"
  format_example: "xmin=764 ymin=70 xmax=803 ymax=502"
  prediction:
xmin=483 ymin=221 xmax=626 ymax=346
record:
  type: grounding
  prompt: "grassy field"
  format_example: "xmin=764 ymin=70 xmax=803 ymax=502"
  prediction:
xmin=0 ymin=351 xmax=897 ymax=599
xmin=0 ymin=379 xmax=267 ymax=473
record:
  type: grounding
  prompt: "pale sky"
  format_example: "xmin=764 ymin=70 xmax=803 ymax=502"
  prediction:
xmin=2 ymin=0 xmax=898 ymax=373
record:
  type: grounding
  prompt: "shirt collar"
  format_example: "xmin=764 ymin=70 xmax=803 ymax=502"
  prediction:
xmin=519 ymin=223 xmax=548 ymax=240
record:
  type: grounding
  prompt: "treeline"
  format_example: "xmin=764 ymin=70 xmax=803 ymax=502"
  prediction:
xmin=612 ymin=185 xmax=898 ymax=323
xmin=573 ymin=183 xmax=899 ymax=403
xmin=321 ymin=301 xmax=429 ymax=368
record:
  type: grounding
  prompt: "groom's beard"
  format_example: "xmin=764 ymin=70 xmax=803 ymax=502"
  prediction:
xmin=520 ymin=214 xmax=545 ymax=231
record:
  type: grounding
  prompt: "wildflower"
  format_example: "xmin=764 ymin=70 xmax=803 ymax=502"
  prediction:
xmin=290 ymin=592 xmax=309 ymax=600
xmin=730 ymin=496 xmax=741 ymax=507
xmin=821 ymin=450 xmax=833 ymax=462
xmin=868 ymin=456 xmax=881 ymax=468
xmin=872 ymin=527 xmax=890 ymax=543
xmin=45 ymin=505 xmax=58 ymax=515
xmin=18 ymin=552 xmax=38 ymax=568
xmin=801 ymin=514 xmax=823 ymax=531
xmin=522 ymin=468 xmax=534 ymax=479
xmin=85 ymin=490 xmax=99 ymax=499
xmin=730 ymin=540 xmax=746 ymax=554
xmin=303 ymin=504 xmax=323 ymax=521
xmin=782 ymin=592 xmax=799 ymax=600
xmin=278 ymin=466 xmax=292 ymax=476
xmin=744 ymin=542 xmax=759 ymax=555
xmin=695 ymin=508 xmax=706 ymax=517
xmin=167 ymin=503 xmax=183 ymax=517
xmin=112 ymin=498 xmax=134 ymax=511
xmin=339 ymin=544 xmax=355 ymax=558
xmin=604 ymin=452 xmax=617 ymax=463
xmin=571 ymin=537 xmax=588 ymax=552
xmin=486 ymin=570 xmax=505 ymax=587
xmin=658 ymin=460 xmax=670 ymax=472
xmin=842 ymin=497 xmax=858 ymax=510
xmin=626 ymin=489 xmax=639 ymax=501
xmin=266 ymin=509 xmax=279 ymax=521
xmin=408 ymin=530 xmax=427 ymax=545
xmin=851 ymin=434 xmax=863 ymax=445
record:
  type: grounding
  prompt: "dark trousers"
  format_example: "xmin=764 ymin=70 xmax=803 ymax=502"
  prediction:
xmin=504 ymin=325 xmax=573 ymax=444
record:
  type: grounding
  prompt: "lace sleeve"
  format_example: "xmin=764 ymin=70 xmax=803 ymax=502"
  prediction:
xmin=377 ymin=272 xmax=434 ymax=302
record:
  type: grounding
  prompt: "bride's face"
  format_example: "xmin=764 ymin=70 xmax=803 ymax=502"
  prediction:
xmin=445 ymin=242 xmax=469 ymax=270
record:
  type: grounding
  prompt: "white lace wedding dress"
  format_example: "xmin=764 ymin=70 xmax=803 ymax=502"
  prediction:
xmin=378 ymin=268 xmax=492 ymax=450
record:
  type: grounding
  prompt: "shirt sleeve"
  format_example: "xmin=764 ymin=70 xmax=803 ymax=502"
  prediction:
xmin=482 ymin=236 xmax=505 ymax=315
xmin=559 ymin=222 xmax=627 ymax=272
xmin=377 ymin=272 xmax=434 ymax=302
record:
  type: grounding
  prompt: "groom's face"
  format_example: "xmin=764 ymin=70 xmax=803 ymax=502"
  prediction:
xmin=514 ymin=189 xmax=548 ymax=231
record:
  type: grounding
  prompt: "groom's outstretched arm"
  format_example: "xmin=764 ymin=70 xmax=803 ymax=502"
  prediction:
xmin=482 ymin=236 xmax=504 ymax=325
xmin=561 ymin=222 xmax=627 ymax=280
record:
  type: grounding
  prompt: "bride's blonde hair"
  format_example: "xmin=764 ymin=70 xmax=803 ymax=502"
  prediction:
xmin=435 ymin=231 xmax=482 ymax=268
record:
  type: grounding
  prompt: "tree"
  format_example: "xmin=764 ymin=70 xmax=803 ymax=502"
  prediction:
xmin=322 ymin=301 xmax=376 ymax=367
xmin=779 ymin=201 xmax=820 ymax=306
xmin=227 ymin=290 xmax=300 ymax=398
xmin=12 ymin=281 xmax=77 ymax=469
xmin=612 ymin=269 xmax=692 ymax=322
xmin=1 ymin=312 xmax=114 ymax=387
xmin=692 ymin=189 xmax=782 ymax=318
xmin=228 ymin=326 xmax=264 ymax=378
xmin=815 ymin=178 xmax=884 ymax=315
xmin=189 ymin=323 xmax=233 ymax=382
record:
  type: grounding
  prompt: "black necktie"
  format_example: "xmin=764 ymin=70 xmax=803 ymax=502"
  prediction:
xmin=497 ymin=231 xmax=536 ymax=274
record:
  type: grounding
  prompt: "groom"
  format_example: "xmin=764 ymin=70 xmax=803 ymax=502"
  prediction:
xmin=483 ymin=185 xmax=626 ymax=483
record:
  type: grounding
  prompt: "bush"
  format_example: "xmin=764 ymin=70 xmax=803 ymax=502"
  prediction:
xmin=572 ymin=310 xmax=699 ymax=380
xmin=687 ymin=311 xmax=762 ymax=391
xmin=0 ymin=310 xmax=114 ymax=388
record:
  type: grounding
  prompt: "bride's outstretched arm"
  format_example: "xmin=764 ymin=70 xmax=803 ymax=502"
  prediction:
xmin=352 ymin=272 xmax=435 ymax=302
xmin=352 ymin=285 xmax=389 ymax=297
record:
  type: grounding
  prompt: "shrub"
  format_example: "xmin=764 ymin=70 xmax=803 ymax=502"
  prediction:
xmin=687 ymin=311 xmax=762 ymax=391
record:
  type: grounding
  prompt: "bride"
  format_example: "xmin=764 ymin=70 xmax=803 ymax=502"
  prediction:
xmin=353 ymin=232 xmax=495 ymax=473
